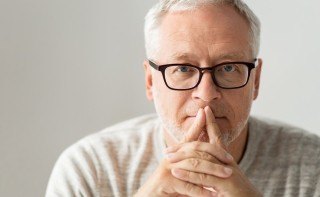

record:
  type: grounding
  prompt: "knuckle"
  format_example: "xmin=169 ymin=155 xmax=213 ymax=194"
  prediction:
xmin=184 ymin=182 xmax=195 ymax=193
xmin=189 ymin=158 xmax=201 ymax=168
xmin=198 ymin=173 xmax=207 ymax=183
xmin=194 ymin=151 xmax=203 ymax=158
xmin=194 ymin=150 xmax=214 ymax=163
xmin=184 ymin=170 xmax=191 ymax=180
xmin=201 ymin=152 xmax=212 ymax=161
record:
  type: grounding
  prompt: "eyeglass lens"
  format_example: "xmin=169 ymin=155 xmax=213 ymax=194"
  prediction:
xmin=164 ymin=63 xmax=249 ymax=89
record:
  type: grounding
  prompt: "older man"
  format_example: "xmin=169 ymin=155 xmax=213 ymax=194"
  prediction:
xmin=46 ymin=0 xmax=320 ymax=196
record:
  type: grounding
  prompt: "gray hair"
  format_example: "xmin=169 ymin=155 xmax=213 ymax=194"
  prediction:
xmin=144 ymin=0 xmax=261 ymax=59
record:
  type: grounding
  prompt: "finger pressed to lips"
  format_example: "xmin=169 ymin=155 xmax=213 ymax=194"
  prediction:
xmin=204 ymin=106 xmax=224 ymax=146
xmin=180 ymin=106 xmax=225 ymax=147
xmin=182 ymin=108 xmax=206 ymax=143
xmin=184 ymin=106 xmax=226 ymax=148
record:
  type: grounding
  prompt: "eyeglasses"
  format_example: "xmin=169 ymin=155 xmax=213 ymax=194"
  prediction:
xmin=149 ymin=59 xmax=257 ymax=90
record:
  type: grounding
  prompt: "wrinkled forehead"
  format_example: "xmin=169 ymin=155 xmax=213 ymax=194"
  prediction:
xmin=156 ymin=5 xmax=253 ymax=62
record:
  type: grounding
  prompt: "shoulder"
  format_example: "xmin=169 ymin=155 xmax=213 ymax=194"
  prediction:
xmin=250 ymin=116 xmax=320 ymax=145
xmin=46 ymin=114 xmax=161 ymax=196
xmin=73 ymin=114 xmax=159 ymax=146
xmin=83 ymin=113 xmax=160 ymax=145
xmin=249 ymin=116 xmax=320 ymax=162
xmin=61 ymin=113 xmax=161 ymax=162
xmin=246 ymin=117 xmax=320 ymax=194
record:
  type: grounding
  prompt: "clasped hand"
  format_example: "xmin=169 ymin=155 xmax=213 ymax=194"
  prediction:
xmin=135 ymin=106 xmax=261 ymax=197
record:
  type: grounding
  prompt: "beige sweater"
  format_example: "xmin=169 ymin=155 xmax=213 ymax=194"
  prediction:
xmin=45 ymin=114 xmax=320 ymax=197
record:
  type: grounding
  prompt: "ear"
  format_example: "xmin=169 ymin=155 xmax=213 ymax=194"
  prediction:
xmin=253 ymin=58 xmax=262 ymax=100
xmin=143 ymin=60 xmax=154 ymax=100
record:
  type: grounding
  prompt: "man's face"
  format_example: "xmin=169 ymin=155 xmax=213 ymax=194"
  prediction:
xmin=144 ymin=5 xmax=262 ymax=145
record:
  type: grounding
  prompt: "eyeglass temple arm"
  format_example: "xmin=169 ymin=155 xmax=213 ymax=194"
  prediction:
xmin=148 ymin=60 xmax=159 ymax=70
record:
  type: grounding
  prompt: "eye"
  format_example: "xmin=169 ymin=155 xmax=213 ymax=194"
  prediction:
xmin=222 ymin=64 xmax=236 ymax=72
xmin=177 ymin=66 xmax=192 ymax=73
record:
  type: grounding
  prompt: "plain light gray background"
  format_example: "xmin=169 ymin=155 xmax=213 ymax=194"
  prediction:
xmin=0 ymin=0 xmax=319 ymax=196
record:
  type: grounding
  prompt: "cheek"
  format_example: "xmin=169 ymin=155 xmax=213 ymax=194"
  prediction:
xmin=224 ymin=84 xmax=255 ymax=122
xmin=152 ymin=75 xmax=189 ymax=122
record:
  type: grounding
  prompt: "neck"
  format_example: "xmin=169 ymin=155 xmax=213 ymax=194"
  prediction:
xmin=227 ymin=124 xmax=249 ymax=164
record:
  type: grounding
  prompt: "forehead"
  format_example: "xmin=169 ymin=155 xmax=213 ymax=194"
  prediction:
xmin=157 ymin=4 xmax=252 ymax=62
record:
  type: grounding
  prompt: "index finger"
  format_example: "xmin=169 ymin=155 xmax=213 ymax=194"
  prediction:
xmin=204 ymin=106 xmax=225 ymax=149
xmin=180 ymin=108 xmax=206 ymax=143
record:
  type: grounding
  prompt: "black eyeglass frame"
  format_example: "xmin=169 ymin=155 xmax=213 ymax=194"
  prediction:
xmin=148 ymin=59 xmax=257 ymax=90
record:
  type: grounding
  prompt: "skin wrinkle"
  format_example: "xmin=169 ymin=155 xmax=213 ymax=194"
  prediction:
xmin=153 ymin=86 xmax=185 ymax=142
xmin=147 ymin=4 xmax=261 ymax=152
xmin=166 ymin=51 xmax=250 ymax=69
xmin=136 ymin=2 xmax=264 ymax=195
xmin=153 ymin=84 xmax=249 ymax=146
xmin=160 ymin=32 xmax=251 ymax=66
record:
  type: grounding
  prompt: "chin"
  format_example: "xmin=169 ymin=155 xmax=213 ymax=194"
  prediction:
xmin=198 ymin=131 xmax=210 ymax=142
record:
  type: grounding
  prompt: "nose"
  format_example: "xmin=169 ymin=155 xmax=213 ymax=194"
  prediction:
xmin=191 ymin=72 xmax=222 ymax=104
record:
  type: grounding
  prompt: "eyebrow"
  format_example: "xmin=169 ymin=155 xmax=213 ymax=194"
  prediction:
xmin=216 ymin=53 xmax=246 ymax=60
xmin=168 ymin=52 xmax=247 ymax=62
xmin=168 ymin=52 xmax=198 ymax=62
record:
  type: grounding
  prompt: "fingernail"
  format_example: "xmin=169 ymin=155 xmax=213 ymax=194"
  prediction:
xmin=226 ymin=153 xmax=233 ymax=161
xmin=223 ymin=167 xmax=233 ymax=176
xmin=171 ymin=168 xmax=183 ymax=177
